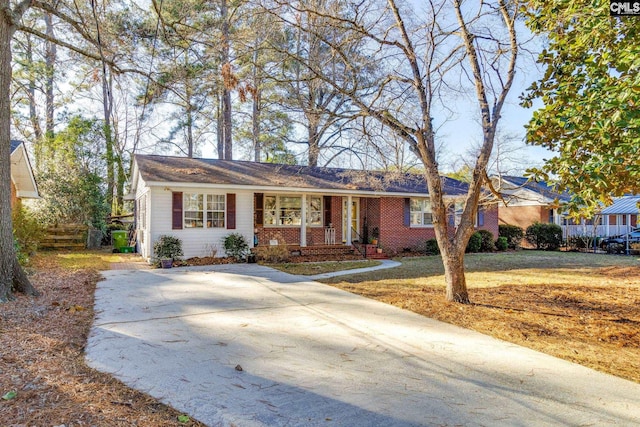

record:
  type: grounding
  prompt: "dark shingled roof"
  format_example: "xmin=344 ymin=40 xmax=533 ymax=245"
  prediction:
xmin=10 ymin=140 xmax=22 ymax=153
xmin=135 ymin=154 xmax=468 ymax=196
xmin=501 ymin=176 xmax=572 ymax=202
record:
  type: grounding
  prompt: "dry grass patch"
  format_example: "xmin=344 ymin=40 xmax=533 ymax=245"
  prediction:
xmin=1 ymin=250 xmax=204 ymax=426
xmin=322 ymin=251 xmax=640 ymax=383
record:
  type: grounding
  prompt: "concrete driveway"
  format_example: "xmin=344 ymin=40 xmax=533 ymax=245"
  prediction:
xmin=86 ymin=264 xmax=640 ymax=426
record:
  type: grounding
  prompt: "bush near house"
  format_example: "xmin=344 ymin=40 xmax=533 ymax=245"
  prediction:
xmin=466 ymin=232 xmax=482 ymax=253
xmin=223 ymin=233 xmax=250 ymax=260
xmin=495 ymin=236 xmax=508 ymax=251
xmin=477 ymin=230 xmax=495 ymax=252
xmin=12 ymin=204 xmax=46 ymax=264
xmin=525 ymin=222 xmax=563 ymax=251
xmin=425 ymin=238 xmax=440 ymax=255
xmin=499 ymin=224 xmax=524 ymax=249
xmin=153 ymin=235 xmax=183 ymax=261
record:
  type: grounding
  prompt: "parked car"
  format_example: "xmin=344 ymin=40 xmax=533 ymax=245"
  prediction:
xmin=600 ymin=228 xmax=640 ymax=253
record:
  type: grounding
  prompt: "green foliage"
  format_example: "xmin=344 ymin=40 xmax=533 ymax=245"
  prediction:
xmin=223 ymin=233 xmax=250 ymax=260
xmin=499 ymin=224 xmax=524 ymax=249
xmin=425 ymin=238 xmax=440 ymax=255
xmin=495 ymin=236 xmax=508 ymax=251
xmin=525 ymin=222 xmax=563 ymax=251
xmin=566 ymin=235 xmax=600 ymax=251
xmin=466 ymin=232 xmax=482 ymax=253
xmin=32 ymin=116 xmax=109 ymax=230
xmin=12 ymin=204 xmax=45 ymax=262
xmin=153 ymin=235 xmax=183 ymax=260
xmin=477 ymin=230 xmax=495 ymax=252
xmin=523 ymin=1 xmax=640 ymax=215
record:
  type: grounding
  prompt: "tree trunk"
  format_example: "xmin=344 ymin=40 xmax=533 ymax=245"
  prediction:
xmin=216 ymin=89 xmax=224 ymax=159
xmin=221 ymin=0 xmax=232 ymax=160
xmin=44 ymin=12 xmax=56 ymax=139
xmin=441 ymin=245 xmax=470 ymax=303
xmin=0 ymin=1 xmax=37 ymax=301
xmin=307 ymin=113 xmax=320 ymax=167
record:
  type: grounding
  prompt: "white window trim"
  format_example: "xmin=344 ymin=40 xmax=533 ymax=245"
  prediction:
xmin=263 ymin=194 xmax=323 ymax=228
xmin=410 ymin=197 xmax=434 ymax=228
xmin=183 ymin=193 xmax=226 ymax=229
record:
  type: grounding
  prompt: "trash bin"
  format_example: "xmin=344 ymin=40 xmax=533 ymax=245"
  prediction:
xmin=112 ymin=230 xmax=128 ymax=252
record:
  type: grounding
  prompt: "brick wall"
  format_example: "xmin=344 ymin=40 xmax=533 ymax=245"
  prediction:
xmin=498 ymin=205 xmax=546 ymax=229
xmin=479 ymin=204 xmax=499 ymax=238
xmin=379 ymin=197 xmax=436 ymax=255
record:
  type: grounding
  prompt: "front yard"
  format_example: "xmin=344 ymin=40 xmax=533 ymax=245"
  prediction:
xmin=318 ymin=251 xmax=640 ymax=383
xmin=1 ymin=250 xmax=638 ymax=425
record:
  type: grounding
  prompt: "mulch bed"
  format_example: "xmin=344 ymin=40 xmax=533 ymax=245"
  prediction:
xmin=0 ymin=257 xmax=204 ymax=426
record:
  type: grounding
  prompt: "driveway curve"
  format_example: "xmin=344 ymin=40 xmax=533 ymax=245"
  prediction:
xmin=86 ymin=264 xmax=640 ymax=426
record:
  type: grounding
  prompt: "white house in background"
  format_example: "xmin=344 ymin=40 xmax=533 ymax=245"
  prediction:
xmin=128 ymin=154 xmax=499 ymax=261
xmin=600 ymin=196 xmax=639 ymax=236
xmin=10 ymin=140 xmax=39 ymax=207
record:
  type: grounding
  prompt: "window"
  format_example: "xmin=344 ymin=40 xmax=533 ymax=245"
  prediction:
xmin=410 ymin=198 xmax=433 ymax=226
xmin=263 ymin=195 xmax=322 ymax=227
xmin=184 ymin=193 xmax=225 ymax=228
xmin=307 ymin=196 xmax=322 ymax=226
xmin=207 ymin=194 xmax=225 ymax=228
xmin=184 ymin=194 xmax=204 ymax=228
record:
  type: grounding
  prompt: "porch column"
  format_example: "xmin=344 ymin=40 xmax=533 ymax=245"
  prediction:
xmin=605 ymin=214 xmax=609 ymax=237
xmin=346 ymin=195 xmax=353 ymax=246
xmin=300 ymin=194 xmax=307 ymax=247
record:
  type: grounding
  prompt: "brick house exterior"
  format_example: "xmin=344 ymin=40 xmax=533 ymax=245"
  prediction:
xmin=130 ymin=155 xmax=499 ymax=260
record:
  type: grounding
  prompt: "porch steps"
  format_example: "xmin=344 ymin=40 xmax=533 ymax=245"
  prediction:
xmin=287 ymin=244 xmax=356 ymax=257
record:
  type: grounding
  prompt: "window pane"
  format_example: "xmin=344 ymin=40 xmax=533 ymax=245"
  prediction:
xmin=423 ymin=213 xmax=433 ymax=225
xmin=185 ymin=211 xmax=203 ymax=228
xmin=310 ymin=212 xmax=322 ymax=226
xmin=185 ymin=194 xmax=203 ymax=211
xmin=410 ymin=199 xmax=421 ymax=211
xmin=411 ymin=212 xmax=422 ymax=225
xmin=207 ymin=194 xmax=225 ymax=211
xmin=280 ymin=196 xmax=302 ymax=208
xmin=207 ymin=211 xmax=225 ymax=228
xmin=309 ymin=197 xmax=321 ymax=211
xmin=264 ymin=210 xmax=276 ymax=225
xmin=264 ymin=196 xmax=276 ymax=210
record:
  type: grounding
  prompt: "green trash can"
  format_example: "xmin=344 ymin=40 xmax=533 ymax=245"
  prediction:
xmin=112 ymin=230 xmax=129 ymax=252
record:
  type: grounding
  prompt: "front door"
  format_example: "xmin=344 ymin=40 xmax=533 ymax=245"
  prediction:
xmin=342 ymin=198 xmax=360 ymax=243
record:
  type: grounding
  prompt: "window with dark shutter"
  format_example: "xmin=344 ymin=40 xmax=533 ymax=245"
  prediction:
xmin=254 ymin=193 xmax=264 ymax=227
xmin=172 ymin=192 xmax=183 ymax=230
xmin=227 ymin=193 xmax=236 ymax=229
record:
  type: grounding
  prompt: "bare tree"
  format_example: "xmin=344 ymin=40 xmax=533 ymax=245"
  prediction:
xmin=265 ymin=0 xmax=519 ymax=303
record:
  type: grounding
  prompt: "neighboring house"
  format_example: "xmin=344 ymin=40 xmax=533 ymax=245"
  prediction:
xmin=10 ymin=140 xmax=39 ymax=208
xmin=599 ymin=195 xmax=638 ymax=236
xmin=492 ymin=175 xmax=570 ymax=231
xmin=129 ymin=155 xmax=499 ymax=260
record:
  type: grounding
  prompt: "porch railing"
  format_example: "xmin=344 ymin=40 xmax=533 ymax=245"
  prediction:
xmin=350 ymin=227 xmax=366 ymax=258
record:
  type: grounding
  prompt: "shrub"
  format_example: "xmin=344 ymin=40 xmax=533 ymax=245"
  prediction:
xmin=153 ymin=235 xmax=183 ymax=260
xmin=498 ymin=224 xmax=524 ymax=249
xmin=477 ymin=230 xmax=495 ymax=252
xmin=525 ymin=222 xmax=563 ymax=251
xmin=566 ymin=235 xmax=599 ymax=251
xmin=425 ymin=238 xmax=440 ymax=255
xmin=256 ymin=244 xmax=290 ymax=263
xmin=223 ymin=233 xmax=250 ymax=260
xmin=495 ymin=236 xmax=508 ymax=251
xmin=12 ymin=204 xmax=46 ymax=262
xmin=466 ymin=232 xmax=482 ymax=253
